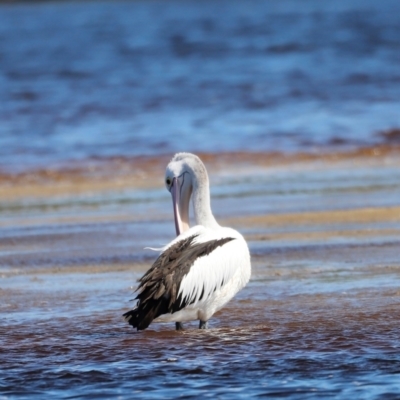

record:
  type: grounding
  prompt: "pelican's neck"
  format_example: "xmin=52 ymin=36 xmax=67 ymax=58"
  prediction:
xmin=192 ymin=175 xmax=220 ymax=230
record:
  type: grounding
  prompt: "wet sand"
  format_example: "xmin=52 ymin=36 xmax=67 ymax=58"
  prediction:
xmin=1 ymin=144 xmax=399 ymax=200
xmin=1 ymin=149 xmax=400 ymax=398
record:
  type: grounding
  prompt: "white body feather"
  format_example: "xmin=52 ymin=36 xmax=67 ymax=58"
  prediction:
xmin=154 ymin=225 xmax=251 ymax=323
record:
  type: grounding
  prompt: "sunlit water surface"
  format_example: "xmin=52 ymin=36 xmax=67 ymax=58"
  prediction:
xmin=0 ymin=0 xmax=400 ymax=172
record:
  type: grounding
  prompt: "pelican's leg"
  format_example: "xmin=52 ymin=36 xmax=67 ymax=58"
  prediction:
xmin=175 ymin=322 xmax=184 ymax=331
xmin=199 ymin=320 xmax=208 ymax=329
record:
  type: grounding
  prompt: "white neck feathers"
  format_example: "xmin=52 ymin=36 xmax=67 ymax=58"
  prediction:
xmin=191 ymin=168 xmax=220 ymax=229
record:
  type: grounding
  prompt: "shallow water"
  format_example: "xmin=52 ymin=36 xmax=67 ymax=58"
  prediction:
xmin=2 ymin=154 xmax=400 ymax=399
xmin=3 ymin=280 xmax=400 ymax=399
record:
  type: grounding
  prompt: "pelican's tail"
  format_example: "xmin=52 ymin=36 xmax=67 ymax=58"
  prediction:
xmin=123 ymin=308 xmax=141 ymax=330
xmin=123 ymin=307 xmax=156 ymax=331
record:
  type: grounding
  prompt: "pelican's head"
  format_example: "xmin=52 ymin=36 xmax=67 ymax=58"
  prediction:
xmin=165 ymin=153 xmax=208 ymax=235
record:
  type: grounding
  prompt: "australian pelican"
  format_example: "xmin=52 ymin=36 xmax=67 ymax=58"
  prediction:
xmin=123 ymin=153 xmax=251 ymax=330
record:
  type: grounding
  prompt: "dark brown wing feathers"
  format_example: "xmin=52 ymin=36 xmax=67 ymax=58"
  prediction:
xmin=123 ymin=234 xmax=234 ymax=330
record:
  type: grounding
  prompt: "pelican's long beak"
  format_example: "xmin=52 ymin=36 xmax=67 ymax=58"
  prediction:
xmin=171 ymin=176 xmax=190 ymax=236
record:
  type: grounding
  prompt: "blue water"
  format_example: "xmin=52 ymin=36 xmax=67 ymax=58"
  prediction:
xmin=2 ymin=1 xmax=400 ymax=399
xmin=1 ymin=0 xmax=400 ymax=172
xmin=1 ymin=152 xmax=400 ymax=399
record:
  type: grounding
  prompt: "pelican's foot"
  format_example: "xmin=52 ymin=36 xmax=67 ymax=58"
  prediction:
xmin=199 ymin=320 xmax=208 ymax=329
xmin=175 ymin=322 xmax=184 ymax=331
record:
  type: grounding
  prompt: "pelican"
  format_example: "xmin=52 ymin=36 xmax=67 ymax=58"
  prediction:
xmin=123 ymin=152 xmax=251 ymax=331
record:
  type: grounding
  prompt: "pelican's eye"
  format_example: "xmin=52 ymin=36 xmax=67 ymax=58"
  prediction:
xmin=166 ymin=177 xmax=171 ymax=186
